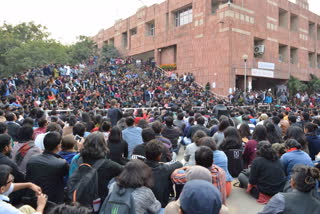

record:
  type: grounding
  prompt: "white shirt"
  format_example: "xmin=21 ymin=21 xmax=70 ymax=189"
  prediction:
xmin=34 ymin=133 xmax=48 ymax=150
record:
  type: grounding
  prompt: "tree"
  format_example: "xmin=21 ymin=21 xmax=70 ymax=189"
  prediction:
xmin=68 ymin=36 xmax=97 ymax=64
xmin=2 ymin=40 xmax=69 ymax=77
xmin=287 ymin=76 xmax=307 ymax=97
xmin=307 ymin=74 xmax=320 ymax=94
xmin=100 ymin=44 xmax=120 ymax=61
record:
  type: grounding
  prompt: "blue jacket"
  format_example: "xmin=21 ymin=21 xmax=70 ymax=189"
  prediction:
xmin=280 ymin=150 xmax=313 ymax=180
xmin=306 ymin=134 xmax=320 ymax=160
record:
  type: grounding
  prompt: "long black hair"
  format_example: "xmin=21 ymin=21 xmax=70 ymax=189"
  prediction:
xmin=252 ymin=125 xmax=267 ymax=142
xmin=80 ymin=132 xmax=108 ymax=159
xmin=256 ymin=141 xmax=278 ymax=161
xmin=265 ymin=121 xmax=283 ymax=144
xmin=219 ymin=127 xmax=242 ymax=150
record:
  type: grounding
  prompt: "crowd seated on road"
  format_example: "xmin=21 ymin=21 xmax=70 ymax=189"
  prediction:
xmin=0 ymin=57 xmax=319 ymax=214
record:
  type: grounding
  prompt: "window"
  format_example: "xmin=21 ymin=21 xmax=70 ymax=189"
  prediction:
xmin=317 ymin=25 xmax=320 ymax=40
xmin=212 ymin=0 xmax=220 ymax=14
xmin=317 ymin=54 xmax=320 ymax=69
xmin=309 ymin=21 xmax=315 ymax=39
xmin=309 ymin=52 xmax=315 ymax=68
xmin=290 ymin=13 xmax=299 ymax=32
xmin=122 ymin=32 xmax=128 ymax=48
xmin=279 ymin=44 xmax=288 ymax=63
xmin=279 ymin=8 xmax=288 ymax=28
xmin=175 ymin=6 xmax=192 ymax=27
xmin=109 ymin=38 xmax=114 ymax=46
xmin=290 ymin=47 xmax=298 ymax=64
xmin=146 ymin=21 xmax=155 ymax=36
xmin=130 ymin=28 xmax=137 ymax=36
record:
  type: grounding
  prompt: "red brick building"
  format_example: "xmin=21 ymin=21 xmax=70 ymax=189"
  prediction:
xmin=92 ymin=0 xmax=320 ymax=96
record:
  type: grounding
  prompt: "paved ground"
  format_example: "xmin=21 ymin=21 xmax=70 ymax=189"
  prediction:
xmin=227 ymin=181 xmax=264 ymax=214
xmin=177 ymin=148 xmax=265 ymax=214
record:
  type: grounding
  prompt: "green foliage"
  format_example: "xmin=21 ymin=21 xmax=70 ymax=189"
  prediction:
xmin=68 ymin=36 xmax=97 ymax=64
xmin=308 ymin=74 xmax=320 ymax=93
xmin=100 ymin=44 xmax=120 ymax=61
xmin=287 ymin=76 xmax=307 ymax=96
xmin=0 ymin=22 xmax=97 ymax=76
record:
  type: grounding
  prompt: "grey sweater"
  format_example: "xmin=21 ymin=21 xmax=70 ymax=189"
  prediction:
xmin=109 ymin=183 xmax=161 ymax=214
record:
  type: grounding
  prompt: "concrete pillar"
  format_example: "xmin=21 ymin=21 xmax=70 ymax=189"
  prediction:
xmin=248 ymin=76 xmax=252 ymax=92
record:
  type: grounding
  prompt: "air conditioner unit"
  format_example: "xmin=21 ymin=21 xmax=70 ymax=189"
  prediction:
xmin=254 ymin=45 xmax=265 ymax=55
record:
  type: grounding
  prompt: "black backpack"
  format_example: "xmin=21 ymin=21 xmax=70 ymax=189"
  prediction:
xmin=99 ymin=183 xmax=136 ymax=214
xmin=67 ymin=157 xmax=105 ymax=211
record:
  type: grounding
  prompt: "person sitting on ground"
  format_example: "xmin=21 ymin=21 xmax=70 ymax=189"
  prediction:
xmin=238 ymin=141 xmax=286 ymax=204
xmin=184 ymin=130 xmax=207 ymax=166
xmin=171 ymin=146 xmax=227 ymax=204
xmin=107 ymin=159 xmax=161 ymax=214
xmin=258 ymin=165 xmax=320 ymax=214
xmin=200 ymin=137 xmax=233 ymax=197
xmin=243 ymin=125 xmax=267 ymax=168
xmin=122 ymin=117 xmax=143 ymax=158
xmin=26 ymin=131 xmax=69 ymax=204
xmin=57 ymin=135 xmax=78 ymax=164
xmin=33 ymin=118 xmax=47 ymax=140
xmin=304 ymin=122 xmax=320 ymax=160
xmin=62 ymin=115 xmax=77 ymax=136
xmin=212 ymin=119 xmax=230 ymax=147
xmin=132 ymin=128 xmax=169 ymax=162
xmin=280 ymin=139 xmax=313 ymax=181
xmin=107 ymin=126 xmax=128 ymax=165
xmin=0 ymin=164 xmax=48 ymax=214
xmin=34 ymin=122 xmax=62 ymax=150
xmin=152 ymin=121 xmax=172 ymax=160
xmin=161 ymin=116 xmax=182 ymax=153
xmin=285 ymin=125 xmax=309 ymax=154
xmin=187 ymin=116 xmax=210 ymax=139
xmin=178 ymin=179 xmax=222 ymax=214
xmin=165 ymin=166 xmax=229 ymax=214
xmin=5 ymin=112 xmax=21 ymax=142
xmin=12 ymin=125 xmax=42 ymax=174
xmin=144 ymin=140 xmax=182 ymax=208
xmin=69 ymin=132 xmax=123 ymax=203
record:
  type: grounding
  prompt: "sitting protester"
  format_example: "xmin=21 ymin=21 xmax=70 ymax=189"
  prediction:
xmin=12 ymin=125 xmax=41 ymax=174
xmin=103 ymin=159 xmax=161 ymax=214
xmin=239 ymin=141 xmax=286 ymax=204
xmin=58 ymin=135 xmax=78 ymax=164
xmin=258 ymin=165 xmax=320 ymax=214
xmin=0 ymin=164 xmax=48 ymax=214
xmin=172 ymin=146 xmax=226 ymax=204
xmin=26 ymin=132 xmax=69 ymax=204
xmin=144 ymin=140 xmax=182 ymax=208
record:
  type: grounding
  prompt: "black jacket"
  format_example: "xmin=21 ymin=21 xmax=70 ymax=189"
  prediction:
xmin=161 ymin=126 xmax=182 ymax=149
xmin=132 ymin=143 xmax=171 ymax=162
xmin=81 ymin=157 xmax=123 ymax=201
xmin=144 ymin=160 xmax=182 ymax=207
xmin=187 ymin=124 xmax=210 ymax=138
xmin=249 ymin=157 xmax=286 ymax=196
xmin=0 ymin=153 xmax=25 ymax=182
xmin=6 ymin=121 xmax=21 ymax=141
xmin=26 ymin=151 xmax=69 ymax=204
xmin=107 ymin=107 xmax=123 ymax=127
xmin=107 ymin=140 xmax=128 ymax=165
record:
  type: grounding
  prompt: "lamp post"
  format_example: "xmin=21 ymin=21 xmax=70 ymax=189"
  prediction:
xmin=242 ymin=54 xmax=248 ymax=98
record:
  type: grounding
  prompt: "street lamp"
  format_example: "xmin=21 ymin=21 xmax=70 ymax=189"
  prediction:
xmin=242 ymin=54 xmax=248 ymax=98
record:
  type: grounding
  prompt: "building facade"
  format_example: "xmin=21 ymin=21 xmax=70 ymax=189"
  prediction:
xmin=92 ymin=0 xmax=320 ymax=96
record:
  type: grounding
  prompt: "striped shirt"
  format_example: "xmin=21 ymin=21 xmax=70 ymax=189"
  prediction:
xmin=171 ymin=164 xmax=227 ymax=204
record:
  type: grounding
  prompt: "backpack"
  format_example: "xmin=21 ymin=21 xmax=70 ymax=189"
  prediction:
xmin=67 ymin=157 xmax=105 ymax=211
xmin=99 ymin=183 xmax=136 ymax=214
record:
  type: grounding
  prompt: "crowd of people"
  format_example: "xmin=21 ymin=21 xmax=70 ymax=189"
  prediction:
xmin=0 ymin=57 xmax=319 ymax=214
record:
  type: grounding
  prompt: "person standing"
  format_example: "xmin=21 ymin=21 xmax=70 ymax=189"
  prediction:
xmin=107 ymin=99 xmax=123 ymax=127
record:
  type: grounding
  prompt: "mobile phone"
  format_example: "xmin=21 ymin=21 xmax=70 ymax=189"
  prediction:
xmin=74 ymin=135 xmax=82 ymax=142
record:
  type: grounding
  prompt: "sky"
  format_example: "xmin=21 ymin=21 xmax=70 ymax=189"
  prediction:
xmin=0 ymin=0 xmax=319 ymax=44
